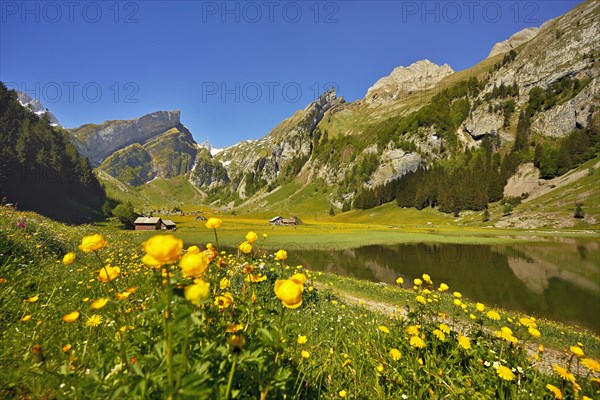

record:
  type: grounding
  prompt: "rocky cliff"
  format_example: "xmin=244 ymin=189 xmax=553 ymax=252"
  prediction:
xmin=16 ymin=91 xmax=61 ymax=127
xmin=70 ymin=110 xmax=181 ymax=166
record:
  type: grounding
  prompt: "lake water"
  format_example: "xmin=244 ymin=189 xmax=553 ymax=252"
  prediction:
xmin=282 ymin=239 xmax=600 ymax=333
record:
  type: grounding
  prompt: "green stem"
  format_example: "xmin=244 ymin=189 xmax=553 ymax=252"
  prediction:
xmin=213 ymin=228 xmax=220 ymax=252
xmin=225 ymin=355 xmax=238 ymax=400
xmin=162 ymin=266 xmax=174 ymax=398
xmin=177 ymin=317 xmax=192 ymax=391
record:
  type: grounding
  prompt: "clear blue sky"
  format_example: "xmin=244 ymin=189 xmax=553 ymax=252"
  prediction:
xmin=1 ymin=0 xmax=583 ymax=147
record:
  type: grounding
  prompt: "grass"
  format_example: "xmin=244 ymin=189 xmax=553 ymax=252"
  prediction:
xmin=1 ymin=207 xmax=599 ymax=398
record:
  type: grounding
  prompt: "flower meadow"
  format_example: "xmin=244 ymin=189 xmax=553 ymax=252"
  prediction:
xmin=1 ymin=209 xmax=599 ymax=399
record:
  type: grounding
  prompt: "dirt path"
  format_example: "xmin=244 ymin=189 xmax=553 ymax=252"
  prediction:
xmin=326 ymin=286 xmax=575 ymax=376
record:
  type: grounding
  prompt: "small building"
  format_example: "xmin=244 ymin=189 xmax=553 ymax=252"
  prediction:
xmin=134 ymin=217 xmax=163 ymax=231
xmin=161 ymin=220 xmax=177 ymax=230
xmin=269 ymin=216 xmax=283 ymax=225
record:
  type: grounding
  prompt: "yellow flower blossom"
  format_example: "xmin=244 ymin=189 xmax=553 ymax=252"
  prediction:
xmin=546 ymin=384 xmax=563 ymax=399
xmin=115 ymin=291 xmax=131 ymax=300
xmin=410 ymin=336 xmax=426 ymax=349
xmin=91 ymin=298 xmax=108 ymax=310
xmin=187 ymin=245 xmax=201 ymax=254
xmin=476 ymin=303 xmax=485 ymax=312
xmin=486 ymin=310 xmax=501 ymax=321
xmin=496 ymin=365 xmax=515 ymax=381
xmin=453 ymin=291 xmax=462 ymax=298
xmin=62 ymin=252 xmax=76 ymax=265
xmin=62 ymin=344 xmax=72 ymax=353
xmin=274 ymin=278 xmax=303 ymax=309
xmin=338 ymin=390 xmax=347 ymax=398
xmin=376 ymin=364 xmax=384 ymax=372
xmin=433 ymin=329 xmax=445 ymax=341
xmin=142 ymin=235 xmax=183 ymax=264
xmin=378 ymin=325 xmax=390 ymax=334
xmin=62 ymin=311 xmax=80 ymax=323
xmin=414 ymin=278 xmax=422 ymax=286
xmin=416 ymin=295 xmax=426 ymax=305
xmin=528 ymin=327 xmax=541 ymax=338
xmin=184 ymin=280 xmax=210 ymax=305
xmin=458 ymin=335 xmax=471 ymax=350
xmin=395 ymin=277 xmax=404 ymax=285
xmin=519 ymin=317 xmax=537 ymax=328
xmin=438 ymin=283 xmax=449 ymax=292
xmin=215 ymin=292 xmax=234 ymax=309
xmin=239 ymin=241 xmax=253 ymax=254
xmin=581 ymin=358 xmax=600 ymax=372
xmin=274 ymin=249 xmax=288 ymax=261
xmin=245 ymin=231 xmax=258 ymax=243
xmin=297 ymin=336 xmax=308 ymax=344
xmin=205 ymin=217 xmax=222 ymax=229
xmin=301 ymin=350 xmax=310 ymax=359
xmin=78 ymin=234 xmax=107 ymax=253
xmin=180 ymin=251 xmax=209 ymax=278
xmin=220 ymin=277 xmax=230 ymax=289
xmin=405 ymin=325 xmax=420 ymax=335
xmin=439 ymin=323 xmax=450 ymax=334
xmin=422 ymin=274 xmax=432 ymax=284
xmin=20 ymin=315 xmax=32 ymax=322
xmin=389 ymin=348 xmax=401 ymax=361
xmin=552 ymin=364 xmax=576 ymax=382
xmin=570 ymin=346 xmax=584 ymax=357
xmin=27 ymin=295 xmax=39 ymax=303
xmin=453 ymin=299 xmax=462 ymax=307
xmin=85 ymin=314 xmax=102 ymax=327
xmin=98 ymin=265 xmax=120 ymax=283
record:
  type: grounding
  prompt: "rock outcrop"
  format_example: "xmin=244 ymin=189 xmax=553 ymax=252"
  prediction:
xmin=16 ymin=91 xmax=61 ymax=127
xmin=365 ymin=60 xmax=454 ymax=105
xmin=70 ymin=110 xmax=181 ymax=166
xmin=487 ymin=27 xmax=539 ymax=58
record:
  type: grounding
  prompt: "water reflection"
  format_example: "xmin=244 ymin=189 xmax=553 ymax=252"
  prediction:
xmin=285 ymin=240 xmax=600 ymax=333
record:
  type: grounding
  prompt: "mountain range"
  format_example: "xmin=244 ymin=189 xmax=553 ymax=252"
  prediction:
xmin=7 ymin=0 xmax=600 ymax=226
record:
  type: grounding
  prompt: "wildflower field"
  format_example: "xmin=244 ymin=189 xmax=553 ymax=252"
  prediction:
xmin=1 ymin=207 xmax=599 ymax=399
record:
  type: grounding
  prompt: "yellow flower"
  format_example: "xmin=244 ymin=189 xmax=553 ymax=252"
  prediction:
xmin=143 ymin=234 xmax=183 ymax=265
xmin=225 ymin=323 xmax=243 ymax=333
xmin=453 ymin=299 xmax=462 ymax=307
xmin=552 ymin=364 xmax=576 ymax=383
xmin=245 ymin=274 xmax=267 ymax=283
xmin=187 ymin=245 xmax=201 ymax=254
xmin=414 ymin=278 xmax=422 ymax=286
xmin=215 ymin=292 xmax=234 ymax=309
xmin=528 ymin=327 xmax=541 ymax=338
xmin=115 ymin=291 xmax=131 ymax=300
xmin=409 ymin=336 xmax=426 ymax=349
xmin=274 ymin=249 xmax=288 ymax=261
xmin=297 ymin=336 xmax=308 ymax=344
xmin=395 ymin=277 xmax=404 ymax=285
xmin=239 ymin=241 xmax=253 ymax=254
xmin=205 ymin=217 xmax=222 ymax=229
xmin=422 ymin=274 xmax=432 ymax=284
xmin=439 ymin=323 xmax=450 ymax=334
xmin=570 ymin=346 xmax=584 ymax=357
xmin=486 ymin=310 xmax=501 ymax=321
xmin=91 ymin=298 xmax=108 ymax=310
xmin=220 ymin=277 xmax=230 ymax=289
xmin=416 ymin=295 xmax=426 ymax=305
xmin=476 ymin=302 xmax=485 ymax=312
xmin=389 ymin=348 xmax=401 ymax=361
xmin=180 ymin=251 xmax=209 ymax=278
xmin=341 ymin=359 xmax=351 ymax=368
xmin=184 ymin=280 xmax=210 ymax=305
xmin=301 ymin=350 xmax=310 ymax=359
xmin=62 ymin=344 xmax=72 ymax=353
xmin=453 ymin=291 xmax=462 ymax=298
xmin=519 ymin=317 xmax=536 ymax=328
xmin=433 ymin=329 xmax=445 ymax=341
xmin=458 ymin=335 xmax=471 ymax=350
xmin=78 ymin=234 xmax=107 ymax=253
xmin=245 ymin=231 xmax=258 ymax=243
xmin=27 ymin=295 xmax=39 ymax=303
xmin=20 ymin=315 xmax=32 ymax=322
xmin=496 ymin=327 xmax=518 ymax=344
xmin=438 ymin=283 xmax=449 ymax=292
xmin=378 ymin=325 xmax=390 ymax=334
xmin=496 ymin=365 xmax=515 ymax=381
xmin=85 ymin=314 xmax=102 ymax=327
xmin=405 ymin=325 xmax=420 ymax=335
xmin=338 ymin=390 xmax=347 ymax=398
xmin=274 ymin=279 xmax=303 ymax=309
xmin=62 ymin=311 xmax=80 ymax=323
xmin=98 ymin=265 xmax=120 ymax=283
xmin=581 ymin=358 xmax=600 ymax=372
xmin=62 ymin=252 xmax=76 ymax=265
xmin=291 ymin=273 xmax=307 ymax=285
xmin=141 ymin=254 xmax=161 ymax=268
xmin=376 ymin=364 xmax=384 ymax=372
xmin=546 ymin=384 xmax=563 ymax=399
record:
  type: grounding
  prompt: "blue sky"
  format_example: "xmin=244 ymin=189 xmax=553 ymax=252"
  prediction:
xmin=1 ymin=1 xmax=582 ymax=147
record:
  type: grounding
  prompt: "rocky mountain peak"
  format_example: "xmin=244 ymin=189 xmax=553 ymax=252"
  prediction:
xmin=365 ymin=59 xmax=454 ymax=105
xmin=487 ymin=27 xmax=539 ymax=58
xmin=16 ymin=91 xmax=61 ymax=127
xmin=70 ymin=110 xmax=181 ymax=166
